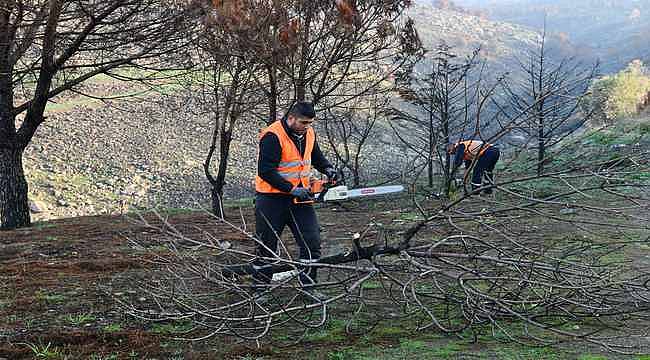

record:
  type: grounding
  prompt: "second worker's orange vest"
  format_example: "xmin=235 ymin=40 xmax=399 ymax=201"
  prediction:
xmin=460 ymin=140 xmax=491 ymax=161
xmin=255 ymin=120 xmax=315 ymax=194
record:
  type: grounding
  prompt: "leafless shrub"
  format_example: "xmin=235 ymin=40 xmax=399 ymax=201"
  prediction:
xmin=121 ymin=144 xmax=650 ymax=353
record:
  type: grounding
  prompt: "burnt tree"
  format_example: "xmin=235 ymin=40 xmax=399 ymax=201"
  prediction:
xmin=0 ymin=0 xmax=189 ymax=230
xmin=182 ymin=0 xmax=421 ymax=214
xmin=206 ymin=0 xmax=421 ymax=123
xmin=499 ymin=25 xmax=597 ymax=175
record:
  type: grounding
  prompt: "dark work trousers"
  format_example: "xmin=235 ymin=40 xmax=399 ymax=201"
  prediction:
xmin=253 ymin=193 xmax=321 ymax=289
xmin=471 ymin=147 xmax=500 ymax=193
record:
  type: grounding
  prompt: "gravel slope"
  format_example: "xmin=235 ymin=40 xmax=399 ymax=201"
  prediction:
xmin=23 ymin=90 xmax=406 ymax=221
xmin=24 ymin=90 xmax=258 ymax=220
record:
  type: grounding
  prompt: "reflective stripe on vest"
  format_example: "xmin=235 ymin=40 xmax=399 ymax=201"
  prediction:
xmin=255 ymin=120 xmax=315 ymax=194
xmin=460 ymin=140 xmax=491 ymax=161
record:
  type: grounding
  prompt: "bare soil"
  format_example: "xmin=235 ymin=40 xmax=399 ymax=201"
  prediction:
xmin=0 ymin=200 xmax=410 ymax=359
xmin=1 ymin=195 xmax=648 ymax=359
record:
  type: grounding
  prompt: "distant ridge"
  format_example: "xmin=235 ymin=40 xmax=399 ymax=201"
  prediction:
xmin=407 ymin=3 xmax=540 ymax=73
xmin=446 ymin=0 xmax=650 ymax=72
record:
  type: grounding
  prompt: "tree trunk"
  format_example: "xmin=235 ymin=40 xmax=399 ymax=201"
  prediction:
xmin=267 ymin=64 xmax=278 ymax=124
xmin=0 ymin=147 xmax=31 ymax=230
xmin=443 ymin=135 xmax=451 ymax=198
xmin=211 ymin=186 xmax=223 ymax=219
xmin=352 ymin=166 xmax=360 ymax=188
xmin=441 ymin=110 xmax=451 ymax=198
xmin=427 ymin=147 xmax=433 ymax=187
xmin=427 ymin=105 xmax=434 ymax=188
xmin=211 ymin=129 xmax=233 ymax=218
xmin=537 ymin=128 xmax=545 ymax=176
xmin=537 ymin=106 xmax=545 ymax=176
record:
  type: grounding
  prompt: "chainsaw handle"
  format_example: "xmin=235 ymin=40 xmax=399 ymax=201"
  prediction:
xmin=293 ymin=197 xmax=316 ymax=204
xmin=292 ymin=180 xmax=337 ymax=204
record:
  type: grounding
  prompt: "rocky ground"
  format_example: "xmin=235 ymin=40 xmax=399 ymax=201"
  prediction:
xmin=25 ymin=92 xmax=239 ymax=219
xmin=22 ymin=83 xmax=408 ymax=222
xmin=408 ymin=3 xmax=541 ymax=73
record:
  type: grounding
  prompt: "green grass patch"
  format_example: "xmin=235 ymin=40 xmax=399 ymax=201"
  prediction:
xmin=361 ymin=281 xmax=383 ymax=290
xmin=150 ymin=321 xmax=193 ymax=335
xmin=68 ymin=173 xmax=92 ymax=188
xmin=32 ymin=222 xmax=57 ymax=230
xmin=45 ymin=97 xmax=104 ymax=113
xmin=249 ymin=311 xmax=618 ymax=360
xmin=43 ymin=66 xmax=191 ymax=114
xmin=372 ymin=326 xmax=409 ymax=338
xmin=305 ymin=319 xmax=347 ymax=343
xmin=348 ymin=338 xmax=470 ymax=360
xmin=63 ymin=313 xmax=96 ymax=326
xmin=399 ymin=212 xmax=424 ymax=221
xmin=504 ymin=177 xmax=568 ymax=198
xmin=103 ymin=323 xmax=123 ymax=333
xmin=88 ymin=353 xmax=119 ymax=360
xmin=327 ymin=348 xmax=356 ymax=360
xmin=496 ymin=346 xmax=565 ymax=360
xmin=578 ymin=355 xmax=609 ymax=360
xmin=399 ymin=338 xmax=426 ymax=349
xmin=627 ymin=171 xmax=650 ymax=181
xmin=597 ymin=250 xmax=628 ymax=264
xmin=424 ymin=340 xmax=465 ymax=359
xmin=639 ymin=121 xmax=650 ymax=135
xmin=35 ymin=290 xmax=66 ymax=305
xmin=22 ymin=341 xmax=63 ymax=359
xmin=583 ymin=130 xmax=621 ymax=146
xmin=223 ymin=197 xmax=255 ymax=208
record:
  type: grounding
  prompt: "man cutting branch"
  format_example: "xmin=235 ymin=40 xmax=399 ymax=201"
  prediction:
xmin=253 ymin=101 xmax=337 ymax=299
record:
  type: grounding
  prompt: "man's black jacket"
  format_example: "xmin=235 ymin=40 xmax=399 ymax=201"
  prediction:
xmin=258 ymin=118 xmax=332 ymax=193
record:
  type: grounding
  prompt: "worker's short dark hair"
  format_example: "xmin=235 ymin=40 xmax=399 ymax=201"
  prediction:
xmin=288 ymin=101 xmax=316 ymax=119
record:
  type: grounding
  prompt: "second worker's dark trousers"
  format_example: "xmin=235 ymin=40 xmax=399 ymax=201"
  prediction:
xmin=471 ymin=147 xmax=500 ymax=193
xmin=253 ymin=193 xmax=321 ymax=289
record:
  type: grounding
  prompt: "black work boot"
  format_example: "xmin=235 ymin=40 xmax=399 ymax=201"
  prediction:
xmin=299 ymin=266 xmax=317 ymax=286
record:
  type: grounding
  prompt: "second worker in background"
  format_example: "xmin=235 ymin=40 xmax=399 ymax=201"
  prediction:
xmin=448 ymin=139 xmax=500 ymax=195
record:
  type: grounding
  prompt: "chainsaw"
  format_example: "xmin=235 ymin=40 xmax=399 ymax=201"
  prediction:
xmin=293 ymin=178 xmax=404 ymax=204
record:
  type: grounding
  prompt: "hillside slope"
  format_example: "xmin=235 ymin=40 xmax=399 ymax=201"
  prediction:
xmin=22 ymin=87 xmax=404 ymax=221
xmin=23 ymin=89 xmax=258 ymax=221
xmin=407 ymin=3 xmax=540 ymax=72
xmin=451 ymin=0 xmax=650 ymax=72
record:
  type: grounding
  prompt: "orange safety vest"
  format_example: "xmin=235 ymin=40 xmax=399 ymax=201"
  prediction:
xmin=255 ymin=120 xmax=315 ymax=194
xmin=459 ymin=140 xmax=491 ymax=161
